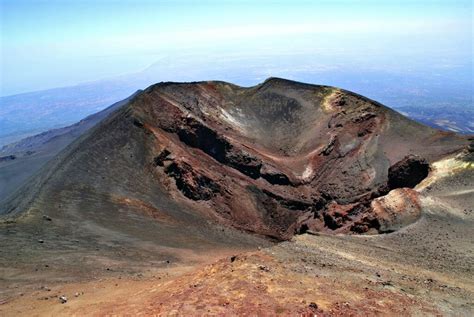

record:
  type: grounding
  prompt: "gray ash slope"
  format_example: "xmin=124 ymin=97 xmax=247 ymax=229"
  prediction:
xmin=0 ymin=93 xmax=140 ymax=205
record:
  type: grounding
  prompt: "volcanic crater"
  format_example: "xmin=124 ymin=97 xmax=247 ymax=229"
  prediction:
xmin=1 ymin=78 xmax=473 ymax=315
xmin=3 ymin=78 xmax=467 ymax=239
xmin=125 ymin=77 xmax=468 ymax=238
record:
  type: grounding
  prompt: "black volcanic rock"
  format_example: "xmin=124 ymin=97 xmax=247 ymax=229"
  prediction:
xmin=388 ymin=155 xmax=430 ymax=189
xmin=0 ymin=155 xmax=16 ymax=162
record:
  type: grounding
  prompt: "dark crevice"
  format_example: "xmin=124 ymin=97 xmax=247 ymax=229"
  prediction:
xmin=132 ymin=118 xmax=144 ymax=128
xmin=224 ymin=149 xmax=262 ymax=179
xmin=297 ymin=223 xmax=309 ymax=234
xmin=260 ymin=165 xmax=292 ymax=185
xmin=323 ymin=212 xmax=342 ymax=230
xmin=153 ymin=149 xmax=171 ymax=166
xmin=177 ymin=118 xmax=229 ymax=162
xmin=165 ymin=162 xmax=220 ymax=201
xmin=262 ymin=189 xmax=313 ymax=211
xmin=388 ymin=155 xmax=430 ymax=190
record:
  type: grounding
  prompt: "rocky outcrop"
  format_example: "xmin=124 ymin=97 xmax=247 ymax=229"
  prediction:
xmin=165 ymin=160 xmax=221 ymax=201
xmin=370 ymin=188 xmax=422 ymax=232
xmin=0 ymin=155 xmax=16 ymax=162
xmin=260 ymin=164 xmax=291 ymax=185
xmin=153 ymin=149 xmax=172 ymax=166
xmin=224 ymin=148 xmax=262 ymax=179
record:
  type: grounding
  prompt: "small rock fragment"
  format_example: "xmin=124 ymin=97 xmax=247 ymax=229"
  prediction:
xmin=258 ymin=265 xmax=270 ymax=272
xmin=59 ymin=295 xmax=68 ymax=304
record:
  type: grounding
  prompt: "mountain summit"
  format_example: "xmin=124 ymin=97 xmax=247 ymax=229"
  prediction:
xmin=1 ymin=78 xmax=469 ymax=240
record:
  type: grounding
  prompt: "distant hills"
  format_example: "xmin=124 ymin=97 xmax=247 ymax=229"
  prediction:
xmin=1 ymin=54 xmax=472 ymax=148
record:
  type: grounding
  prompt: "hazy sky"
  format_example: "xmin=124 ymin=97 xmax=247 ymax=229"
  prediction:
xmin=0 ymin=0 xmax=472 ymax=96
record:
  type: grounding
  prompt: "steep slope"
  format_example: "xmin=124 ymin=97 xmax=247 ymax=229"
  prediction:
xmin=0 ymin=91 xmax=141 ymax=156
xmin=0 ymin=93 xmax=140 ymax=204
xmin=1 ymin=78 xmax=470 ymax=239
